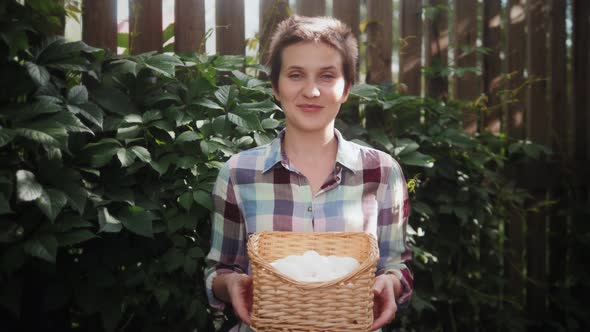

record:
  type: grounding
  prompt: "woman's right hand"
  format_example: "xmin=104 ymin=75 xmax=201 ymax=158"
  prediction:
xmin=225 ymin=273 xmax=253 ymax=325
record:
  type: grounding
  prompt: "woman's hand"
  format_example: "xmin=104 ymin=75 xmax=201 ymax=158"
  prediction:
xmin=226 ymin=273 xmax=253 ymax=324
xmin=371 ymin=274 xmax=398 ymax=331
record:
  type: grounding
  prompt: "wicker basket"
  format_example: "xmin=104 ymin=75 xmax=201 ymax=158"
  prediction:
xmin=247 ymin=231 xmax=379 ymax=332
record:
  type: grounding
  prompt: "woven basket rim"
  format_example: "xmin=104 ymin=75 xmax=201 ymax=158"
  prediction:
xmin=247 ymin=231 xmax=379 ymax=289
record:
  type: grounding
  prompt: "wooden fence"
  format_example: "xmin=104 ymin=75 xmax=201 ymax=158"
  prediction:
xmin=79 ymin=0 xmax=589 ymax=327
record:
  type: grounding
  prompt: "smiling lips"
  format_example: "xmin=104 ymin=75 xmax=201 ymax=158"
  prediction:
xmin=297 ymin=104 xmax=324 ymax=112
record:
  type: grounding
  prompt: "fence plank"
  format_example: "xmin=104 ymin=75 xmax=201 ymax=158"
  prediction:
xmin=174 ymin=0 xmax=205 ymax=54
xmin=129 ymin=0 xmax=163 ymax=54
xmin=549 ymin=0 xmax=568 ymax=326
xmin=399 ymin=0 xmax=423 ymax=96
xmin=425 ymin=0 xmax=449 ymax=99
xmin=82 ymin=0 xmax=117 ymax=52
xmin=365 ymin=0 xmax=392 ymax=129
xmin=216 ymin=0 xmax=245 ymax=55
xmin=573 ymin=0 xmax=590 ymax=162
xmin=454 ymin=0 xmax=478 ymax=133
xmin=259 ymin=0 xmax=290 ymax=66
xmin=333 ymin=0 xmax=360 ymax=82
xmin=296 ymin=0 xmax=325 ymax=17
xmin=506 ymin=0 xmax=526 ymax=139
xmin=483 ymin=0 xmax=502 ymax=133
xmin=526 ymin=0 xmax=549 ymax=327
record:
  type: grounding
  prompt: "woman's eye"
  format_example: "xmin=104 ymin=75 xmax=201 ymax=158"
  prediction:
xmin=321 ymin=74 xmax=335 ymax=80
xmin=288 ymin=73 xmax=302 ymax=79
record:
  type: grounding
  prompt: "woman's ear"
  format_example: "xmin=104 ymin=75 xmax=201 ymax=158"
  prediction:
xmin=341 ymin=83 xmax=351 ymax=103
xmin=271 ymin=83 xmax=280 ymax=102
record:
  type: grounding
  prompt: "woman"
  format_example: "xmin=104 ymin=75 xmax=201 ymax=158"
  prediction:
xmin=205 ymin=15 xmax=413 ymax=331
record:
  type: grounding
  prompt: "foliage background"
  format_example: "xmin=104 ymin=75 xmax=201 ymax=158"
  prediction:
xmin=1 ymin=2 xmax=588 ymax=332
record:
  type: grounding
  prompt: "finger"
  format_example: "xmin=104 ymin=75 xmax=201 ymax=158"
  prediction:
xmin=371 ymin=293 xmax=397 ymax=330
xmin=232 ymin=292 xmax=252 ymax=325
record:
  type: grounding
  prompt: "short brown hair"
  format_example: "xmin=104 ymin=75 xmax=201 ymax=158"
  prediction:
xmin=267 ymin=15 xmax=358 ymax=91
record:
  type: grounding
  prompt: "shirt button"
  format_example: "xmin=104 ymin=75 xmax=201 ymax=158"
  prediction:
xmin=307 ymin=206 xmax=312 ymax=212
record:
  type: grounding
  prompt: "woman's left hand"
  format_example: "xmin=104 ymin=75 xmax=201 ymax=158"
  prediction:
xmin=371 ymin=274 xmax=398 ymax=331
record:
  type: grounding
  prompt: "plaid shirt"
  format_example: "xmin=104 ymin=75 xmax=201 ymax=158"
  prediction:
xmin=205 ymin=129 xmax=413 ymax=331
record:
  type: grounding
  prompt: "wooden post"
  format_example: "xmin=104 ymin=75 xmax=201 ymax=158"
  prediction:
xmin=365 ymin=0 xmax=392 ymax=129
xmin=399 ymin=0 xmax=423 ymax=96
xmin=174 ymin=0 xmax=205 ymax=54
xmin=504 ymin=0 xmax=527 ymax=319
xmin=296 ymin=0 xmax=325 ymax=17
xmin=506 ymin=0 xmax=526 ymax=139
xmin=548 ymin=0 xmax=567 ymax=324
xmin=526 ymin=0 xmax=549 ymax=327
xmin=129 ymin=0 xmax=163 ymax=54
xmin=216 ymin=0 xmax=245 ymax=55
xmin=425 ymin=0 xmax=448 ymax=99
xmin=573 ymin=0 xmax=590 ymax=162
xmin=482 ymin=0 xmax=502 ymax=133
xmin=82 ymin=0 xmax=117 ymax=53
xmin=259 ymin=0 xmax=290 ymax=66
xmin=333 ymin=0 xmax=360 ymax=82
xmin=454 ymin=0 xmax=479 ymax=134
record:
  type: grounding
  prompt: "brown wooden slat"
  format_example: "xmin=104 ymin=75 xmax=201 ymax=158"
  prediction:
xmin=399 ymin=0 xmax=423 ymax=96
xmin=525 ymin=0 xmax=549 ymax=326
xmin=425 ymin=0 xmax=449 ymax=99
xmin=454 ymin=0 xmax=479 ymax=134
xmin=333 ymin=0 xmax=360 ymax=82
xmin=216 ymin=0 xmax=245 ymax=55
xmin=129 ymin=0 xmax=163 ymax=54
xmin=483 ymin=0 xmax=502 ymax=133
xmin=506 ymin=0 xmax=526 ymax=139
xmin=365 ymin=0 xmax=393 ymax=129
xmin=296 ymin=0 xmax=325 ymax=17
xmin=174 ymin=0 xmax=205 ymax=54
xmin=573 ymin=0 xmax=590 ymax=162
xmin=259 ymin=0 xmax=290 ymax=66
xmin=82 ymin=0 xmax=117 ymax=52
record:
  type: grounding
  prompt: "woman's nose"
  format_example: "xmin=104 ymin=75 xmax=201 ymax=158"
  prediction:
xmin=303 ymin=81 xmax=320 ymax=98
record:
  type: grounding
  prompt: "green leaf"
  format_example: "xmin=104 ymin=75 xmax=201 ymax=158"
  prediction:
xmin=227 ymin=110 xmax=263 ymax=131
xmin=176 ymin=156 xmax=198 ymax=169
xmin=46 ymin=111 xmax=92 ymax=133
xmin=98 ymin=207 xmax=123 ymax=233
xmin=130 ymin=146 xmax=151 ymax=163
xmin=119 ymin=206 xmax=156 ymax=238
xmin=16 ymin=170 xmax=43 ymax=202
xmin=261 ymin=118 xmax=280 ymax=129
xmin=154 ymin=288 xmax=170 ymax=307
xmin=350 ymin=84 xmax=380 ymax=99
xmin=68 ymin=85 xmax=88 ymax=105
xmin=54 ymin=215 xmax=93 ymax=232
xmin=214 ymin=85 xmax=237 ymax=108
xmin=253 ymin=132 xmax=273 ymax=146
xmin=176 ymin=131 xmax=201 ymax=143
xmin=92 ymin=87 xmax=136 ymax=115
xmin=25 ymin=61 xmax=50 ymax=86
xmin=14 ymin=128 xmax=61 ymax=147
xmin=144 ymin=54 xmax=182 ymax=77
xmin=83 ymin=139 xmax=122 ymax=168
xmin=0 ymin=128 xmax=15 ymax=147
xmin=35 ymin=188 xmax=68 ymax=222
xmin=162 ymin=23 xmax=175 ymax=43
xmin=192 ymin=98 xmax=224 ymax=110
xmin=178 ymin=192 xmax=193 ymax=211
xmin=188 ymin=246 xmax=204 ymax=258
xmin=0 ymin=193 xmax=12 ymax=214
xmin=76 ymin=103 xmax=104 ymax=128
xmin=117 ymin=148 xmax=136 ymax=167
xmin=398 ymin=151 xmax=435 ymax=168
xmin=167 ymin=214 xmax=192 ymax=233
xmin=57 ymin=230 xmax=95 ymax=246
xmin=394 ymin=138 xmax=420 ymax=156
xmin=369 ymin=129 xmax=394 ymax=152
xmin=24 ymin=234 xmax=58 ymax=262
xmin=193 ymin=190 xmax=212 ymax=211
xmin=117 ymin=32 xmax=129 ymax=48
xmin=236 ymin=100 xmax=281 ymax=113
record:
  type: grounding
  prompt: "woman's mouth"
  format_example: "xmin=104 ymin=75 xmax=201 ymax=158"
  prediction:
xmin=297 ymin=104 xmax=324 ymax=112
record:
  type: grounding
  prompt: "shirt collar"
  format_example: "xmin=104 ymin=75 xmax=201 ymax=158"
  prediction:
xmin=262 ymin=128 xmax=361 ymax=174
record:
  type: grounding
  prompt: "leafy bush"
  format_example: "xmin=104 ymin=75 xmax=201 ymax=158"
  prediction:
xmin=1 ymin=1 xmax=563 ymax=332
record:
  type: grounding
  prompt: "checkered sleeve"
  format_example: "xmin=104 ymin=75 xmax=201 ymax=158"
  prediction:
xmin=376 ymin=156 xmax=413 ymax=308
xmin=204 ymin=157 xmax=249 ymax=310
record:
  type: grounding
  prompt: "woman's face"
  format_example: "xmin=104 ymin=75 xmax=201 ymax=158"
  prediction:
xmin=273 ymin=41 xmax=349 ymax=134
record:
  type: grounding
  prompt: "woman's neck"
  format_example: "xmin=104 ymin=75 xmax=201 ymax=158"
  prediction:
xmin=282 ymin=126 xmax=338 ymax=164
